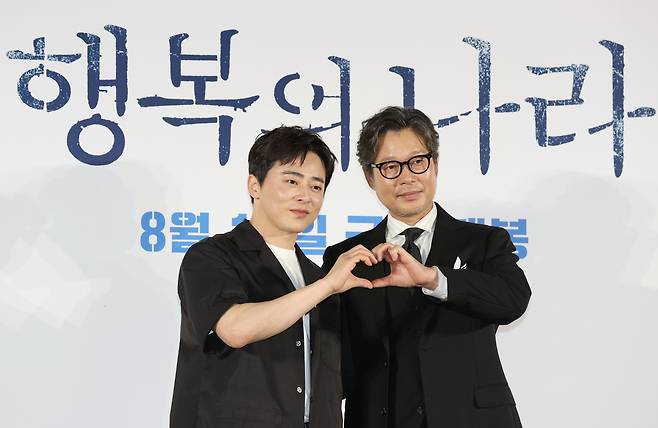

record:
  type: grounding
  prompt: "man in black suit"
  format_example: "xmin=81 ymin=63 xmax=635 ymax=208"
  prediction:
xmin=323 ymin=107 xmax=531 ymax=428
xmin=171 ymin=127 xmax=377 ymax=428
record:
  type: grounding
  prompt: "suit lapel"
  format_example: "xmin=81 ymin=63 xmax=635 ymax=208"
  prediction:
xmin=296 ymin=245 xmax=323 ymax=286
xmin=425 ymin=203 xmax=464 ymax=269
xmin=418 ymin=203 xmax=464 ymax=329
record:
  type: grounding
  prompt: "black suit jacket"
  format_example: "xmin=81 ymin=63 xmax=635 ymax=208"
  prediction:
xmin=171 ymin=220 xmax=343 ymax=428
xmin=322 ymin=203 xmax=531 ymax=428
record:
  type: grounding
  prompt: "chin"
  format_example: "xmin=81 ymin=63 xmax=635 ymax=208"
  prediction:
xmin=399 ymin=200 xmax=426 ymax=213
xmin=396 ymin=202 xmax=431 ymax=218
xmin=287 ymin=219 xmax=315 ymax=234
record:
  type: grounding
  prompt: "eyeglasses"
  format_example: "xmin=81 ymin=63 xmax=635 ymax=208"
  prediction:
xmin=368 ymin=153 xmax=433 ymax=179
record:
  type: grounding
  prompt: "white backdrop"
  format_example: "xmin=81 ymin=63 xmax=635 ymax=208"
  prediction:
xmin=2 ymin=1 xmax=657 ymax=427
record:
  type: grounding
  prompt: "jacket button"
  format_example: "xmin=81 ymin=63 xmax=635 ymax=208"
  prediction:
xmin=296 ymin=340 xmax=302 ymax=347
xmin=297 ymin=386 xmax=303 ymax=393
xmin=417 ymin=405 xmax=424 ymax=415
xmin=383 ymin=361 xmax=388 ymax=367
xmin=380 ymin=408 xmax=387 ymax=416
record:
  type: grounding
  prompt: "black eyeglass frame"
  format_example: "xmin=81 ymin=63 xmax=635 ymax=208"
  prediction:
xmin=368 ymin=153 xmax=433 ymax=179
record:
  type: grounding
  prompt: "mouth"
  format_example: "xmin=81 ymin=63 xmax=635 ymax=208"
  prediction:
xmin=290 ymin=209 xmax=310 ymax=218
xmin=396 ymin=190 xmax=422 ymax=200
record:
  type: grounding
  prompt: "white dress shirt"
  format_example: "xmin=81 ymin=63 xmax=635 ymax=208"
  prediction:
xmin=384 ymin=204 xmax=448 ymax=300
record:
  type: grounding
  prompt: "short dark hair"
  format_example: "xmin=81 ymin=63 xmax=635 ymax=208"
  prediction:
xmin=248 ymin=126 xmax=337 ymax=193
xmin=356 ymin=106 xmax=439 ymax=171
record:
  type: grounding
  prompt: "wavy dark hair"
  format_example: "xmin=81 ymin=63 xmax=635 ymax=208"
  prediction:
xmin=356 ymin=106 xmax=439 ymax=171
xmin=248 ymin=126 xmax=337 ymax=199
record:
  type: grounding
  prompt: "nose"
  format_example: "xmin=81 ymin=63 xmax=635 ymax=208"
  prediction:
xmin=397 ymin=163 xmax=417 ymax=183
xmin=296 ymin=185 xmax=311 ymax=203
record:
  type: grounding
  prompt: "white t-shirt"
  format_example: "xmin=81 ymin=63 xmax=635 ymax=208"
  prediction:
xmin=266 ymin=243 xmax=311 ymax=423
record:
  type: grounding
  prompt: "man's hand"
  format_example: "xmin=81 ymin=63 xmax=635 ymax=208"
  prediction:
xmin=370 ymin=242 xmax=439 ymax=290
xmin=322 ymin=245 xmax=376 ymax=294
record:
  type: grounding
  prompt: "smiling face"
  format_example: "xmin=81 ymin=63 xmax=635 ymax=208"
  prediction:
xmin=365 ymin=128 xmax=438 ymax=225
xmin=249 ymin=152 xmax=326 ymax=248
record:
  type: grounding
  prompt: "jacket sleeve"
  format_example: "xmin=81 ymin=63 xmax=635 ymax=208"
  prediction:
xmin=177 ymin=241 xmax=249 ymax=347
xmin=321 ymin=244 xmax=338 ymax=273
xmin=439 ymin=227 xmax=531 ymax=325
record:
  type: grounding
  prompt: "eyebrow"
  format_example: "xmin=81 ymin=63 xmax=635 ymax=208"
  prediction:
xmin=375 ymin=151 xmax=427 ymax=163
xmin=281 ymin=170 xmax=325 ymax=184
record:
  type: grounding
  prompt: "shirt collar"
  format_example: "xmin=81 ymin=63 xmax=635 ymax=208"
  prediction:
xmin=385 ymin=204 xmax=437 ymax=241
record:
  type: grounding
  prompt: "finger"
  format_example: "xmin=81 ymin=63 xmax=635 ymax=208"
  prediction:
xmin=372 ymin=243 xmax=394 ymax=262
xmin=391 ymin=245 xmax=413 ymax=263
xmin=395 ymin=246 xmax=416 ymax=263
xmin=351 ymin=244 xmax=373 ymax=256
xmin=350 ymin=247 xmax=378 ymax=265
xmin=346 ymin=251 xmax=370 ymax=266
xmin=382 ymin=247 xmax=397 ymax=264
xmin=387 ymin=246 xmax=400 ymax=262
xmin=338 ymin=248 xmax=374 ymax=267
xmin=350 ymin=275 xmax=373 ymax=289
xmin=358 ymin=253 xmax=373 ymax=267
xmin=361 ymin=249 xmax=378 ymax=265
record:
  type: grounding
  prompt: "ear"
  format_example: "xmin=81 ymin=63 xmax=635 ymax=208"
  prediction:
xmin=363 ymin=167 xmax=375 ymax=190
xmin=247 ymin=175 xmax=261 ymax=200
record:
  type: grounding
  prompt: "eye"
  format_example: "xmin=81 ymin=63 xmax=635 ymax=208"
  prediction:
xmin=286 ymin=179 xmax=297 ymax=185
xmin=383 ymin=162 xmax=398 ymax=172
xmin=312 ymin=185 xmax=324 ymax=192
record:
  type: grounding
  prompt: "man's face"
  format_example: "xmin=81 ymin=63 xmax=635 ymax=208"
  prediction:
xmin=365 ymin=128 xmax=437 ymax=225
xmin=249 ymin=152 xmax=326 ymax=237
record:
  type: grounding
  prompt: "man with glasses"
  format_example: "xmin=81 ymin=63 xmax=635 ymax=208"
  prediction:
xmin=323 ymin=107 xmax=531 ymax=428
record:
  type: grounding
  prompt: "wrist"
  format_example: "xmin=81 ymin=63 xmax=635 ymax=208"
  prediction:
xmin=313 ymin=277 xmax=338 ymax=296
xmin=420 ymin=266 xmax=439 ymax=290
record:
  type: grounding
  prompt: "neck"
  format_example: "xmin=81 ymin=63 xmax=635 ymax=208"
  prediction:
xmin=249 ymin=214 xmax=297 ymax=250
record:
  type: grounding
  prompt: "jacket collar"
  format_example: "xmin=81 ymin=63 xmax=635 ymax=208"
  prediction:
xmin=361 ymin=202 xmax=461 ymax=245
xmin=356 ymin=202 xmax=464 ymax=273
xmin=230 ymin=220 xmax=321 ymax=290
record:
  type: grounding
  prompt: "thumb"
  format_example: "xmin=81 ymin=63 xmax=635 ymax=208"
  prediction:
xmin=350 ymin=274 xmax=373 ymax=289
xmin=372 ymin=275 xmax=395 ymax=288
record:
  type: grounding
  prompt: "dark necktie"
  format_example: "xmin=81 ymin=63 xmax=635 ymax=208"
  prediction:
xmin=400 ymin=227 xmax=424 ymax=263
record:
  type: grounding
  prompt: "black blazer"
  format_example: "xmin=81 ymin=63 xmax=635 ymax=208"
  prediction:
xmin=171 ymin=220 xmax=343 ymax=428
xmin=323 ymin=203 xmax=531 ymax=428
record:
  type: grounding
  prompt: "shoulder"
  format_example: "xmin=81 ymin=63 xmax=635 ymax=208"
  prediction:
xmin=327 ymin=231 xmax=368 ymax=253
xmin=181 ymin=231 xmax=240 ymax=269
xmin=322 ymin=228 xmax=381 ymax=272
xmin=324 ymin=227 xmax=379 ymax=259
xmin=454 ymin=217 xmax=494 ymax=232
xmin=436 ymin=202 xmax=508 ymax=239
xmin=448 ymin=218 xmax=512 ymax=246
